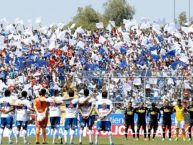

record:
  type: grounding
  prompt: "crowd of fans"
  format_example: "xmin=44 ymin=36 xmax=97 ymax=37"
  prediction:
xmin=0 ymin=19 xmax=193 ymax=106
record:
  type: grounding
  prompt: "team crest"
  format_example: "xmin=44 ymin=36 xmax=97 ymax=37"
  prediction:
xmin=69 ymin=101 xmax=73 ymax=108
xmin=102 ymin=103 xmax=107 ymax=109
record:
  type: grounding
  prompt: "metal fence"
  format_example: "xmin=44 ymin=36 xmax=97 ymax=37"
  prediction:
xmin=73 ymin=70 xmax=193 ymax=106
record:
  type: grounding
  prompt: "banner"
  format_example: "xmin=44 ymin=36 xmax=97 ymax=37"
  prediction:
xmin=4 ymin=114 xmax=191 ymax=137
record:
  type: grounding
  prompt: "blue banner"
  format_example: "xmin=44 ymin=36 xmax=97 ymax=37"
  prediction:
xmin=109 ymin=113 xmax=176 ymax=125
xmin=25 ymin=114 xmax=176 ymax=137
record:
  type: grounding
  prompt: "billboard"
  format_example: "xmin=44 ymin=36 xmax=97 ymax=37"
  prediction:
xmin=4 ymin=114 xmax=190 ymax=137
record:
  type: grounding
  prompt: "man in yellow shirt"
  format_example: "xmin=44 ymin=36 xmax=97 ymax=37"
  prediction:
xmin=173 ymin=99 xmax=186 ymax=141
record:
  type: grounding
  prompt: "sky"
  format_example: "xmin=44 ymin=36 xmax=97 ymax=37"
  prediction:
xmin=0 ymin=0 xmax=192 ymax=24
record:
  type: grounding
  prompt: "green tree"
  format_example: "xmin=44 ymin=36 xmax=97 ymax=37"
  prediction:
xmin=178 ymin=11 xmax=187 ymax=25
xmin=103 ymin=0 xmax=135 ymax=26
xmin=72 ymin=5 xmax=100 ymax=30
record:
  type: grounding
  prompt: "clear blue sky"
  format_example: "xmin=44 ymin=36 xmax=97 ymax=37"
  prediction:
xmin=0 ymin=0 xmax=192 ymax=24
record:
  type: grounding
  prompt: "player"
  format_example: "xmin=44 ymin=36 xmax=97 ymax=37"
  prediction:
xmin=63 ymin=89 xmax=79 ymax=145
xmin=187 ymin=99 xmax=193 ymax=141
xmin=34 ymin=89 xmax=49 ymax=144
xmin=39 ymin=89 xmax=77 ymax=144
xmin=160 ymin=100 xmax=173 ymax=141
xmin=135 ymin=102 xmax=148 ymax=140
xmin=173 ymin=99 xmax=186 ymax=141
xmin=90 ymin=89 xmax=98 ymax=129
xmin=95 ymin=91 xmax=114 ymax=145
xmin=89 ymin=89 xmax=98 ymax=143
xmin=47 ymin=90 xmax=63 ymax=144
xmin=0 ymin=89 xmax=15 ymax=144
xmin=147 ymin=103 xmax=161 ymax=140
xmin=78 ymin=89 xmax=95 ymax=145
xmin=14 ymin=91 xmax=34 ymax=144
xmin=63 ymin=89 xmax=91 ymax=144
xmin=124 ymin=101 xmax=135 ymax=140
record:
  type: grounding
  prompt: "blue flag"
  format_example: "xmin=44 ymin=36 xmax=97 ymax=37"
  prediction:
xmin=44 ymin=52 xmax=52 ymax=57
xmin=151 ymin=54 xmax=159 ymax=61
xmin=163 ymin=50 xmax=176 ymax=59
xmin=149 ymin=46 xmax=159 ymax=51
xmin=120 ymin=47 xmax=127 ymax=54
xmin=119 ymin=60 xmax=127 ymax=69
xmin=141 ymin=49 xmax=149 ymax=55
xmin=167 ymin=50 xmax=176 ymax=56
xmin=99 ymin=47 xmax=106 ymax=55
xmin=36 ymin=59 xmax=48 ymax=67
xmin=85 ymin=64 xmax=99 ymax=71
xmin=80 ymin=57 xmax=86 ymax=64
xmin=156 ymin=34 xmax=164 ymax=42
xmin=170 ymin=60 xmax=188 ymax=69
xmin=5 ymin=54 xmax=10 ymax=64
xmin=137 ymin=55 xmax=149 ymax=65
xmin=22 ymin=47 xmax=29 ymax=52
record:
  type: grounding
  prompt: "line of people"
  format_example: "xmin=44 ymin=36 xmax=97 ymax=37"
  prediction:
xmin=1 ymin=87 xmax=193 ymax=145
xmin=0 ymin=88 xmax=114 ymax=145
xmin=124 ymin=99 xmax=193 ymax=141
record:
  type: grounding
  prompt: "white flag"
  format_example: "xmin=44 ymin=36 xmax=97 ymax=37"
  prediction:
xmin=70 ymin=23 xmax=76 ymax=29
xmin=99 ymin=36 xmax=106 ymax=44
xmin=96 ymin=22 xmax=104 ymax=29
xmin=109 ymin=21 xmax=115 ymax=27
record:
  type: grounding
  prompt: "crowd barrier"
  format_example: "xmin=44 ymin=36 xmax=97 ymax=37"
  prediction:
xmin=73 ymin=72 xmax=188 ymax=102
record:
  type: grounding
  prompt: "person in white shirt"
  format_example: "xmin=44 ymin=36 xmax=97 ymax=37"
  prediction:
xmin=63 ymin=89 xmax=79 ymax=145
xmin=78 ymin=89 xmax=95 ymax=145
xmin=63 ymin=89 xmax=91 ymax=145
xmin=46 ymin=90 xmax=63 ymax=144
xmin=13 ymin=91 xmax=34 ymax=144
xmin=0 ymin=90 xmax=15 ymax=144
xmin=95 ymin=91 xmax=114 ymax=145
xmin=39 ymin=89 xmax=78 ymax=144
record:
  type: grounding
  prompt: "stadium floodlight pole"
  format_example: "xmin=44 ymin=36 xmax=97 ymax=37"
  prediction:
xmin=143 ymin=77 xmax=146 ymax=102
xmin=108 ymin=76 xmax=111 ymax=99
xmin=180 ymin=77 xmax=184 ymax=100
xmin=189 ymin=0 xmax=191 ymax=23
xmin=174 ymin=0 xmax=176 ymax=22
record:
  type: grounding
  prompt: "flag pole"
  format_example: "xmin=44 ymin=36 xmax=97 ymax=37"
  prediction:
xmin=174 ymin=0 xmax=176 ymax=22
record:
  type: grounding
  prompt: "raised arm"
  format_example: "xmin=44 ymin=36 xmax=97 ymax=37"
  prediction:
xmin=79 ymin=95 xmax=92 ymax=105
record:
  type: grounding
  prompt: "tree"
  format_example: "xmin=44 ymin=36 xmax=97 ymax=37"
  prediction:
xmin=71 ymin=5 xmax=100 ymax=30
xmin=103 ymin=0 xmax=135 ymax=26
xmin=178 ymin=11 xmax=187 ymax=25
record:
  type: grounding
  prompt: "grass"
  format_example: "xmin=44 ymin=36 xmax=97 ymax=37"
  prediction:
xmin=1 ymin=136 xmax=193 ymax=145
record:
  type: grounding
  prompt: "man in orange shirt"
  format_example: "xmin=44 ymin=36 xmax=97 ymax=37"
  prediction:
xmin=34 ymin=89 xmax=48 ymax=144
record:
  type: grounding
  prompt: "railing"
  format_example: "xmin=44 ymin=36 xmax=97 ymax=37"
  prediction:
xmin=74 ymin=69 xmax=192 ymax=77
xmin=73 ymin=70 xmax=192 ymax=104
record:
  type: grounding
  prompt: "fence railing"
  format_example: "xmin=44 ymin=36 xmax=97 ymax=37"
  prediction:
xmin=73 ymin=70 xmax=192 ymax=104
xmin=74 ymin=69 xmax=192 ymax=77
